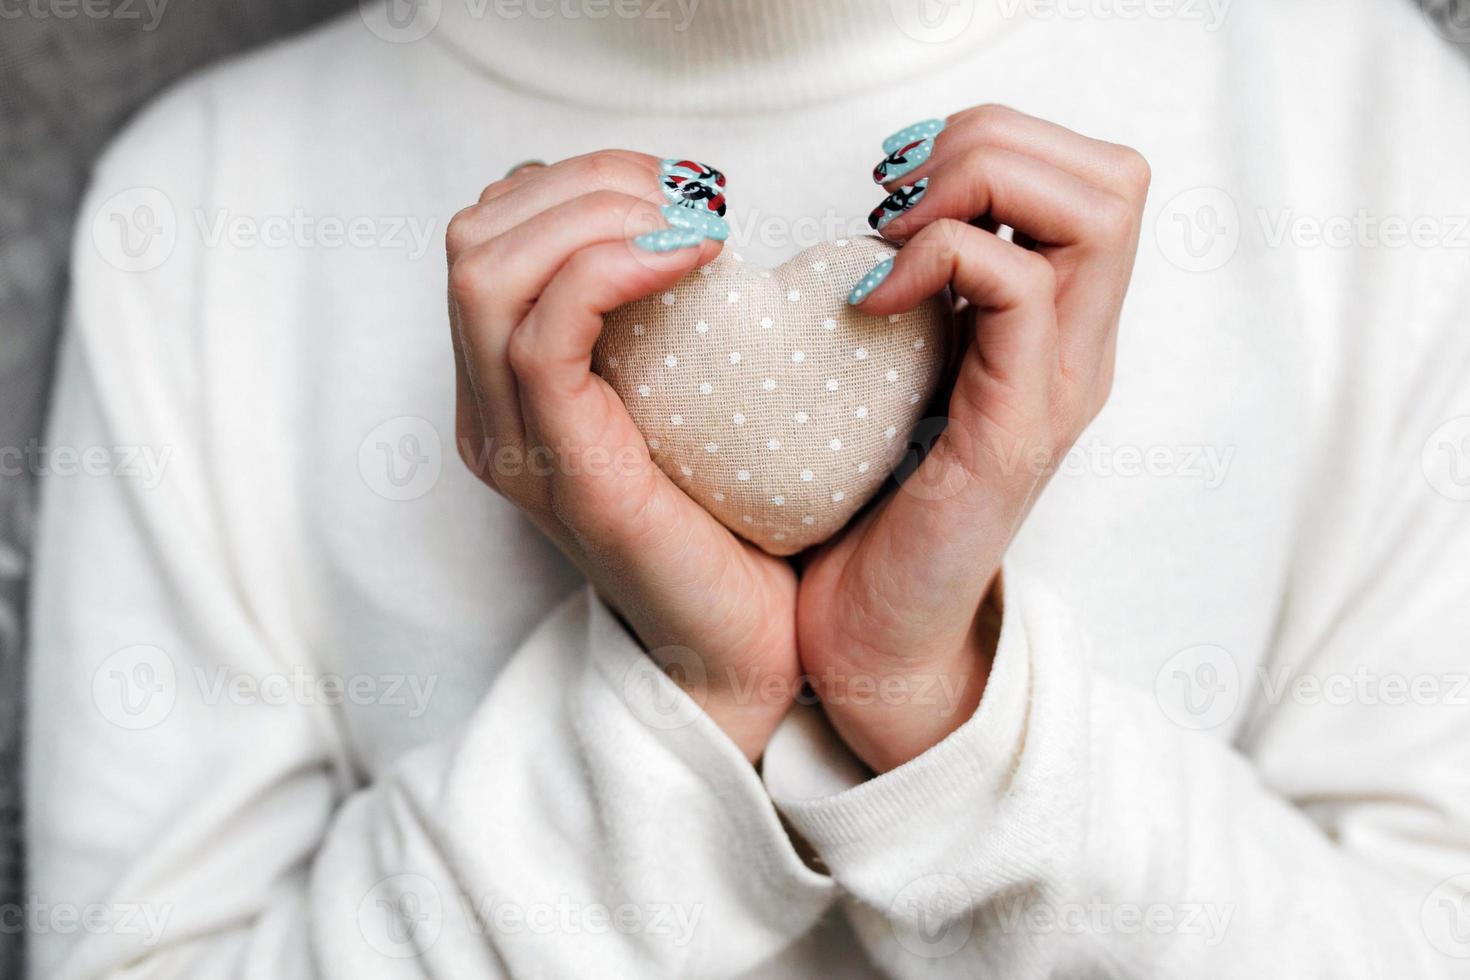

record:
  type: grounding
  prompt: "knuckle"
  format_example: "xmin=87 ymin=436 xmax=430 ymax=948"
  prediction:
xmin=504 ymin=323 xmax=544 ymax=380
xmin=446 ymin=245 xmax=496 ymax=308
xmin=445 ymin=206 xmax=483 ymax=262
xmin=1014 ymin=249 xmax=1056 ymax=295
xmin=581 ymin=189 xmax=642 ymax=230
xmin=1112 ymin=145 xmax=1152 ymax=199
xmin=562 ymin=247 xmax=603 ymax=284
xmin=964 ymin=103 xmax=1020 ymax=137
xmin=576 ymin=152 xmax=629 ymax=189
xmin=959 ymin=143 xmax=1003 ymax=173
xmin=921 ymin=217 xmax=970 ymax=254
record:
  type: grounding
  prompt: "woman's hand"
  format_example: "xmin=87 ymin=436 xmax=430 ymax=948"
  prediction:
xmin=797 ymin=107 xmax=1151 ymax=772
xmin=446 ymin=152 xmax=799 ymax=761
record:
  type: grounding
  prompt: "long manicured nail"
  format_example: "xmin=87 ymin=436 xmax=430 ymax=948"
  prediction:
xmin=661 ymin=159 xmax=727 ymax=216
xmin=868 ymin=178 xmax=928 ymax=230
xmin=872 ymin=119 xmax=945 ymax=183
xmin=635 ymin=227 xmax=707 ymax=252
xmin=662 ymin=203 xmax=729 ymax=241
xmin=848 ymin=257 xmax=895 ymax=305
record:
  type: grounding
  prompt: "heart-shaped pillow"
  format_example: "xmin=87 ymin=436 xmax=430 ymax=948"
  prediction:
xmin=592 ymin=236 xmax=951 ymax=556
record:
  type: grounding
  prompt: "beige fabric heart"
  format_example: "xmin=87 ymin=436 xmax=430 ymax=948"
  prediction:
xmin=592 ymin=236 xmax=951 ymax=556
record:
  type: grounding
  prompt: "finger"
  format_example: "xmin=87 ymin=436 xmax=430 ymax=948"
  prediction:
xmin=872 ymin=117 xmax=949 ymax=187
xmin=477 ymin=149 xmax=651 ymax=205
xmin=477 ymin=161 xmax=546 ymax=206
xmin=883 ymin=105 xmax=1150 ymax=199
xmin=499 ymin=159 xmax=546 ymax=181
xmin=457 ymin=190 xmax=677 ymax=322
xmin=450 ymin=152 xmax=663 ymax=262
xmin=852 ymin=229 xmax=1061 ymax=605
xmin=852 ymin=219 xmax=1059 ymax=391
xmin=872 ymin=144 xmax=1129 ymax=250
xmin=508 ymin=237 xmax=719 ymax=447
xmin=449 ymin=191 xmax=712 ymax=451
xmin=874 ymin=146 xmax=1138 ymax=380
xmin=448 ymin=291 xmax=496 ymax=480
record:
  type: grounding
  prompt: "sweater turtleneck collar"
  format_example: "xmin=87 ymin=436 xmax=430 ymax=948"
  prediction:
xmin=426 ymin=0 xmax=1013 ymax=112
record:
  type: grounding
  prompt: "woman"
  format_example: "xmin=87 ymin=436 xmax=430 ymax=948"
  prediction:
xmin=28 ymin=0 xmax=1470 ymax=976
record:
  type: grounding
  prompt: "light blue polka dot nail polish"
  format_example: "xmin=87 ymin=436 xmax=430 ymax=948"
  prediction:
xmin=635 ymin=227 xmax=707 ymax=253
xmin=873 ymin=118 xmax=946 ymax=184
xmin=662 ymin=203 xmax=729 ymax=241
xmin=848 ymin=257 xmax=895 ymax=305
xmin=883 ymin=119 xmax=945 ymax=154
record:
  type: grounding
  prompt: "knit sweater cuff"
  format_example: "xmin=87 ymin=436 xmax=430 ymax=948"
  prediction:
xmin=584 ymin=589 xmax=835 ymax=901
xmin=762 ymin=571 xmax=1035 ymax=879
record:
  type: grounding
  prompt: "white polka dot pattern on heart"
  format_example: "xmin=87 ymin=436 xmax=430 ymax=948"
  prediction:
xmin=590 ymin=236 xmax=950 ymax=556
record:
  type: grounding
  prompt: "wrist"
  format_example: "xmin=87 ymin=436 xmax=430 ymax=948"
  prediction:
xmin=817 ymin=580 xmax=1002 ymax=773
xmin=634 ymin=623 xmax=801 ymax=765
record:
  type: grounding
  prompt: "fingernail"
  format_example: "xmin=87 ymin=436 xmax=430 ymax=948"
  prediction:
xmin=868 ymin=178 xmax=929 ymax=231
xmin=662 ymin=203 xmax=729 ymax=241
xmin=872 ymin=118 xmax=945 ymax=183
xmin=848 ymin=257 xmax=895 ymax=305
xmin=634 ymin=227 xmax=707 ymax=253
xmin=661 ymin=159 xmax=727 ymax=216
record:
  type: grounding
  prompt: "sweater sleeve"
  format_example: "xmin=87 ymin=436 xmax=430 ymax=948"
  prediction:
xmin=26 ymin=85 xmax=833 ymax=980
xmin=763 ymin=390 xmax=1470 ymax=976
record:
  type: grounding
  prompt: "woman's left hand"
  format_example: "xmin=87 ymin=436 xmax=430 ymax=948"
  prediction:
xmin=796 ymin=106 xmax=1151 ymax=772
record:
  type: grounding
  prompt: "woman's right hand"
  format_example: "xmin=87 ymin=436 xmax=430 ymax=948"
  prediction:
xmin=446 ymin=152 xmax=799 ymax=761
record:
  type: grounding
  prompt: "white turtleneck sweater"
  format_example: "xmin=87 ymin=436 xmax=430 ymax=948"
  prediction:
xmin=27 ymin=1 xmax=1470 ymax=977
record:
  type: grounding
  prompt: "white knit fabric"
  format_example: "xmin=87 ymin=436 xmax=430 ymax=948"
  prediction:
xmin=25 ymin=2 xmax=1470 ymax=978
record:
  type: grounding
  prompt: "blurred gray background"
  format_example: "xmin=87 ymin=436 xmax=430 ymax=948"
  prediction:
xmin=2 ymin=0 xmax=1468 ymax=975
xmin=0 ymin=1 xmax=351 ymax=971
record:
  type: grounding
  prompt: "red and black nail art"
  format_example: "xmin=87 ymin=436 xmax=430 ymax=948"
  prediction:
xmin=868 ymin=178 xmax=929 ymax=230
xmin=873 ymin=141 xmax=929 ymax=183
xmin=661 ymin=160 xmax=727 ymax=217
